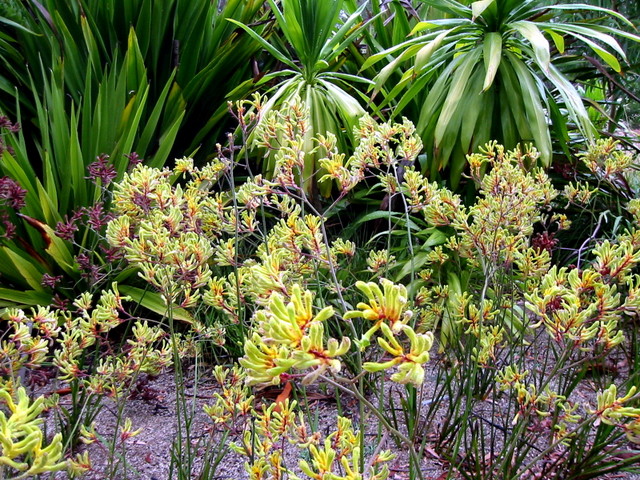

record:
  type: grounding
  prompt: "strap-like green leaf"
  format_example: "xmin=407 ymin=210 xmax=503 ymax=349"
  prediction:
xmin=149 ymin=111 xmax=185 ymax=169
xmin=482 ymin=32 xmax=502 ymax=91
xmin=373 ymin=43 xmax=426 ymax=95
xmin=0 ymin=288 xmax=52 ymax=308
xmin=118 ymin=285 xmax=194 ymax=323
xmin=434 ymin=47 xmax=482 ymax=148
xmin=2 ymin=247 xmax=46 ymax=291
xmin=137 ymin=70 xmax=178 ymax=156
xmin=0 ymin=16 xmax=36 ymax=34
xmin=361 ymin=37 xmax=423 ymax=71
xmin=547 ymin=24 xmax=628 ymax=61
xmin=417 ymin=56 xmax=462 ymax=134
xmin=511 ymin=21 xmax=550 ymax=72
xmin=544 ymin=62 xmax=594 ymax=140
xmin=471 ymin=0 xmax=495 ymax=21
xmin=415 ymin=30 xmax=451 ymax=74
xmin=510 ymin=57 xmax=552 ymax=165
xmin=544 ymin=4 xmax=635 ymax=28
xmin=544 ymin=29 xmax=565 ymax=54
xmin=321 ymin=2 xmax=368 ymax=59
xmin=226 ymin=18 xmax=298 ymax=71
xmin=461 ymin=67 xmax=490 ymax=151
xmin=499 ymin=57 xmax=531 ymax=144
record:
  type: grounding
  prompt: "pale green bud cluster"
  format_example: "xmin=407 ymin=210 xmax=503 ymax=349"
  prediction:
xmin=496 ymin=366 xmax=580 ymax=441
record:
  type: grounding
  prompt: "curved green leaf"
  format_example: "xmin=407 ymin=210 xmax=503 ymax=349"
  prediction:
xmin=434 ymin=46 xmax=482 ymax=149
xmin=118 ymin=285 xmax=194 ymax=323
xmin=226 ymin=18 xmax=298 ymax=71
xmin=511 ymin=21 xmax=550 ymax=72
xmin=482 ymin=32 xmax=502 ymax=91
xmin=472 ymin=0 xmax=495 ymax=20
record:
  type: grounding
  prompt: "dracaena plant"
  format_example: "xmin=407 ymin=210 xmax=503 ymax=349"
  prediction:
xmin=363 ymin=0 xmax=640 ymax=187
xmin=229 ymin=0 xmax=371 ymax=197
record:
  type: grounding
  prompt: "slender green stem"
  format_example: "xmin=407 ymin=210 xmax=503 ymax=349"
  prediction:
xmin=320 ymin=375 xmax=425 ymax=480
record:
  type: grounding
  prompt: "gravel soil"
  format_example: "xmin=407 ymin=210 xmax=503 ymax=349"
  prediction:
xmin=45 ymin=352 xmax=640 ymax=480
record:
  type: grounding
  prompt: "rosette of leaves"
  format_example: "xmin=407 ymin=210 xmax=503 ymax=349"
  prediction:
xmin=229 ymin=0 xmax=370 ymax=197
xmin=363 ymin=0 xmax=640 ymax=187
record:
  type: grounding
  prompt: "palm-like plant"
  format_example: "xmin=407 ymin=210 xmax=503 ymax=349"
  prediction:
xmin=364 ymin=0 xmax=640 ymax=186
xmin=230 ymin=0 xmax=370 ymax=197
xmin=559 ymin=1 xmax=640 ymax=138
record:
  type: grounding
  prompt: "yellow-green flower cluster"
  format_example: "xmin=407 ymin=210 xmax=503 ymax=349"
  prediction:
xmin=0 ymin=387 xmax=67 ymax=479
xmin=579 ymin=138 xmax=633 ymax=181
xmin=106 ymin=159 xmax=238 ymax=310
xmin=1 ymin=284 xmax=173 ymax=401
xmin=497 ymin=366 xmax=580 ymax=439
xmin=366 ymin=250 xmax=395 ymax=274
xmin=452 ymin=144 xmax=557 ymax=271
xmin=240 ymin=285 xmax=349 ymax=386
xmin=526 ymin=265 xmax=627 ymax=350
xmin=362 ymin=323 xmax=434 ymax=386
xmin=0 ymin=307 xmax=59 ymax=381
xmin=344 ymin=279 xmax=414 ymax=347
xmin=55 ymin=285 xmax=173 ymax=395
xmin=204 ymin=365 xmax=254 ymax=427
xmin=202 ymin=200 xmax=351 ymax=320
xmin=396 ymin=142 xmax=564 ymax=347
xmin=593 ymin=384 xmax=640 ymax=443
xmin=318 ymin=114 xmax=423 ymax=195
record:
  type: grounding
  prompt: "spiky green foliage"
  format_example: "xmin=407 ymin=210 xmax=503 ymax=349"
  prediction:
xmin=0 ymin=0 xmax=268 ymax=306
xmin=364 ymin=0 xmax=640 ymax=186
xmin=0 ymin=0 xmax=267 ymax=154
xmin=230 ymin=0 xmax=370 ymax=196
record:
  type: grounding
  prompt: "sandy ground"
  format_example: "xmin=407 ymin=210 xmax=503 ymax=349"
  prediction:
xmin=43 ymin=354 xmax=640 ymax=480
